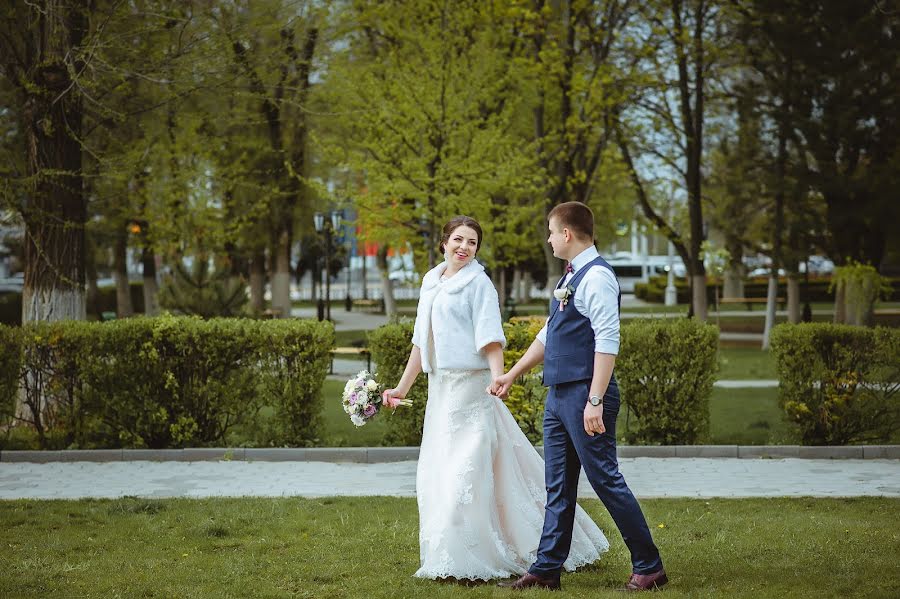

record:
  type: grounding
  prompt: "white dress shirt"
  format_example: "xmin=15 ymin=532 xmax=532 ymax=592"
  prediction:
xmin=536 ymin=246 xmax=620 ymax=355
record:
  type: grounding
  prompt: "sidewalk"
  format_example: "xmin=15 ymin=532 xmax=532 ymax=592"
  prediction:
xmin=2 ymin=457 xmax=898 ymax=500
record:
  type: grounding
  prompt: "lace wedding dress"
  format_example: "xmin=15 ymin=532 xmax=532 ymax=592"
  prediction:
xmin=414 ymin=335 xmax=609 ymax=580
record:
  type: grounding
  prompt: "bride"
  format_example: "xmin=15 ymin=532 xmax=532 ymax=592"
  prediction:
xmin=383 ymin=215 xmax=609 ymax=581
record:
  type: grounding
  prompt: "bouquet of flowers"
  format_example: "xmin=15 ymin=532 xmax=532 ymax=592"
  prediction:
xmin=342 ymin=369 xmax=411 ymax=426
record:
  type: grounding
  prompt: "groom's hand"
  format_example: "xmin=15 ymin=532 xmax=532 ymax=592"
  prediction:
xmin=583 ymin=402 xmax=605 ymax=436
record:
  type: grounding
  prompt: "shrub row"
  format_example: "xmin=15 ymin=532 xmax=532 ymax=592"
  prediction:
xmin=634 ymin=276 xmax=900 ymax=304
xmin=770 ymin=323 xmax=900 ymax=445
xmin=368 ymin=316 xmax=719 ymax=446
xmin=0 ymin=316 xmax=333 ymax=449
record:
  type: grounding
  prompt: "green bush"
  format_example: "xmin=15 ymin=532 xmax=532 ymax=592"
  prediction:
xmin=255 ymin=318 xmax=334 ymax=446
xmin=0 ymin=324 xmax=22 ymax=425
xmin=615 ymin=318 xmax=719 ymax=445
xmin=4 ymin=316 xmax=333 ymax=449
xmin=367 ymin=319 xmax=428 ymax=445
xmin=503 ymin=317 xmax=548 ymax=443
xmin=770 ymin=323 xmax=900 ymax=445
xmin=634 ymin=275 xmax=900 ymax=304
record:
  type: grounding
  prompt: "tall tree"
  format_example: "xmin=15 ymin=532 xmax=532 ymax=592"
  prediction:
xmin=616 ymin=0 xmax=730 ymax=320
xmin=1 ymin=1 xmax=90 ymax=322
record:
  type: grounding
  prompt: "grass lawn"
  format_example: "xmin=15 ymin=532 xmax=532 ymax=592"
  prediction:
xmin=717 ymin=346 xmax=776 ymax=380
xmin=2 ymin=497 xmax=897 ymax=598
xmin=706 ymin=388 xmax=789 ymax=445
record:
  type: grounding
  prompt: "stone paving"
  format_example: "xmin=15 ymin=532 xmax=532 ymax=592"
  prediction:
xmin=2 ymin=457 xmax=898 ymax=501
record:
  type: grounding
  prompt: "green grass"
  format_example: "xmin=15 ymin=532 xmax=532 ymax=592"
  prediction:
xmin=706 ymin=388 xmax=790 ymax=445
xmin=1 ymin=497 xmax=897 ymax=598
xmin=619 ymin=387 xmax=788 ymax=446
xmin=717 ymin=346 xmax=776 ymax=380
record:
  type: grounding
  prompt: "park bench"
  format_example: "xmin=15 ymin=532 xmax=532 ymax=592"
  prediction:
xmin=718 ymin=297 xmax=785 ymax=311
xmin=331 ymin=346 xmax=372 ymax=374
xmin=352 ymin=298 xmax=382 ymax=313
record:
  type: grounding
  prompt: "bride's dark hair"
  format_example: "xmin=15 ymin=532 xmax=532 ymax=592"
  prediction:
xmin=439 ymin=215 xmax=483 ymax=254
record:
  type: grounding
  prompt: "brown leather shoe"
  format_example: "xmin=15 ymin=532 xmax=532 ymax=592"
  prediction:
xmin=497 ymin=572 xmax=561 ymax=591
xmin=623 ymin=569 xmax=668 ymax=591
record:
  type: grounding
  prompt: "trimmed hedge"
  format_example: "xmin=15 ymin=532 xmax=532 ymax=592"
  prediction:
xmin=0 ymin=324 xmax=21 ymax=424
xmin=503 ymin=317 xmax=548 ymax=443
xmin=634 ymin=276 xmax=900 ymax=304
xmin=367 ymin=316 xmax=719 ymax=446
xmin=1 ymin=316 xmax=333 ymax=449
xmin=770 ymin=323 xmax=900 ymax=445
xmin=367 ymin=319 xmax=428 ymax=445
xmin=616 ymin=318 xmax=719 ymax=445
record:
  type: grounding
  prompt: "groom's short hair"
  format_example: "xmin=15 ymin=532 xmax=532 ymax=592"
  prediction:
xmin=548 ymin=201 xmax=594 ymax=241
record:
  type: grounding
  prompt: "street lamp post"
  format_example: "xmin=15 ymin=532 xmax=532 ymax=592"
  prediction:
xmin=314 ymin=210 xmax=343 ymax=322
xmin=330 ymin=210 xmax=352 ymax=313
xmin=313 ymin=212 xmax=326 ymax=321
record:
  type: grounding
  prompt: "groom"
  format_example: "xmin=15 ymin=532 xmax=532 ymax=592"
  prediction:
xmin=491 ymin=202 xmax=666 ymax=592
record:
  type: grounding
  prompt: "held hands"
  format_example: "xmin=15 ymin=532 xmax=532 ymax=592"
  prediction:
xmin=487 ymin=373 xmax=514 ymax=399
xmin=583 ymin=402 xmax=605 ymax=436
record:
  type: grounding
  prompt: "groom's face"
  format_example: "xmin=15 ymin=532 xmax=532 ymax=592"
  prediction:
xmin=547 ymin=217 xmax=567 ymax=259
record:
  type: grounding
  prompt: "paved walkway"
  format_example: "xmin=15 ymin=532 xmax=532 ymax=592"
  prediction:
xmin=2 ymin=458 xmax=898 ymax=500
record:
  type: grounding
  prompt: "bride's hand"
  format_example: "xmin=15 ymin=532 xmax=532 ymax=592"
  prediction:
xmin=382 ymin=388 xmax=406 ymax=409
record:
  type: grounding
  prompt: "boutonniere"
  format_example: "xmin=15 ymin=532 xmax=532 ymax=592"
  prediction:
xmin=553 ymin=285 xmax=575 ymax=311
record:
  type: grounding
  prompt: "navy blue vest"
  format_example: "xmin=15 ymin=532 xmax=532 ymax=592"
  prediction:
xmin=543 ymin=255 xmax=620 ymax=387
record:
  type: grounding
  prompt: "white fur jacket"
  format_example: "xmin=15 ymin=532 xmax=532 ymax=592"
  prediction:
xmin=411 ymin=259 xmax=506 ymax=373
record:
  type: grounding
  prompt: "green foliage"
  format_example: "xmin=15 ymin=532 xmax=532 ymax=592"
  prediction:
xmin=4 ymin=316 xmax=333 ymax=449
xmin=158 ymin=259 xmax=248 ymax=318
xmin=322 ymin=0 xmax=542 ymax=272
xmin=255 ymin=318 xmax=334 ymax=446
xmin=0 ymin=324 xmax=21 ymax=425
xmin=770 ymin=323 xmax=900 ymax=445
xmin=366 ymin=319 xmax=427 ymax=445
xmin=502 ymin=317 xmax=548 ymax=443
xmin=616 ymin=319 xmax=719 ymax=445
xmin=831 ymin=262 xmax=893 ymax=325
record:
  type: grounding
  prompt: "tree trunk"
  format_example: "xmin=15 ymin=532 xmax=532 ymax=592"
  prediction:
xmin=690 ymin=273 xmax=708 ymax=321
xmin=521 ymin=271 xmax=533 ymax=303
xmin=787 ymin=275 xmax=800 ymax=324
xmin=249 ymin=251 xmax=266 ymax=313
xmin=84 ymin=233 xmax=99 ymax=317
xmin=21 ymin=0 xmax=89 ymax=324
xmin=723 ymin=268 xmax=744 ymax=299
xmin=833 ymin=280 xmax=846 ymax=324
xmin=271 ymin=230 xmax=292 ymax=318
xmin=511 ymin=267 xmax=522 ymax=302
xmin=377 ymin=246 xmax=396 ymax=317
xmin=761 ymin=276 xmax=778 ymax=350
xmin=113 ymin=230 xmax=133 ymax=318
xmin=142 ymin=247 xmax=159 ymax=316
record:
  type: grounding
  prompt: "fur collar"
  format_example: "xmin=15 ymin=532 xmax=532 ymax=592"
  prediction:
xmin=421 ymin=259 xmax=485 ymax=295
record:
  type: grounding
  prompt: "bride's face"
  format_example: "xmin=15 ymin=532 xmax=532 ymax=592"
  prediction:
xmin=444 ymin=225 xmax=479 ymax=268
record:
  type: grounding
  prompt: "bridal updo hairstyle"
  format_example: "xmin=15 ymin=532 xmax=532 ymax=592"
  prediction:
xmin=547 ymin=201 xmax=594 ymax=242
xmin=439 ymin=215 xmax=483 ymax=255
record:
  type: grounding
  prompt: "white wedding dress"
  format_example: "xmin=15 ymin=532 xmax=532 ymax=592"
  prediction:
xmin=414 ymin=327 xmax=609 ymax=580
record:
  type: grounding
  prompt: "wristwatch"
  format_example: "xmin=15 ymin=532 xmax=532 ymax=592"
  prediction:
xmin=589 ymin=395 xmax=603 ymax=407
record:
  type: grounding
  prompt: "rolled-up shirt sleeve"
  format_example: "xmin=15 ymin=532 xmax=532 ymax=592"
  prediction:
xmin=536 ymin=323 xmax=548 ymax=346
xmin=473 ymin=278 xmax=506 ymax=351
xmin=574 ymin=266 xmax=620 ymax=355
